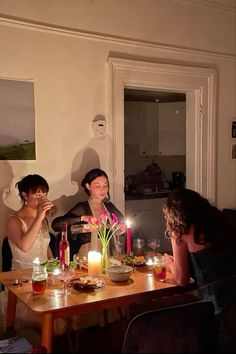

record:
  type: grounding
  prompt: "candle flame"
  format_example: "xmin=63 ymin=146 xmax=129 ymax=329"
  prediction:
xmin=125 ymin=219 xmax=132 ymax=227
xmin=32 ymin=257 xmax=40 ymax=265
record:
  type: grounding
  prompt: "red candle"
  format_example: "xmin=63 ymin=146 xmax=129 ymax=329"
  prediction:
xmin=126 ymin=220 xmax=132 ymax=254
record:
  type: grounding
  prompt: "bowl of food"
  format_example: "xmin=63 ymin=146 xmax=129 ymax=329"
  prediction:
xmin=107 ymin=265 xmax=133 ymax=282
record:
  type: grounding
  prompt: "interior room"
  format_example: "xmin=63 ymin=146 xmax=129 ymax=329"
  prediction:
xmin=0 ymin=0 xmax=235 ymax=353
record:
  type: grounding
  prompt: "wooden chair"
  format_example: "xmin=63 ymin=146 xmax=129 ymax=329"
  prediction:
xmin=122 ymin=300 xmax=215 ymax=353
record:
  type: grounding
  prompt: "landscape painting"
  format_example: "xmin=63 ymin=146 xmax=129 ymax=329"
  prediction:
xmin=0 ymin=78 xmax=36 ymax=160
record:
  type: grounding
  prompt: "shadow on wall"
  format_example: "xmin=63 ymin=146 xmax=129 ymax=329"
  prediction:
xmin=50 ymin=147 xmax=101 ymax=224
xmin=0 ymin=157 xmax=15 ymax=259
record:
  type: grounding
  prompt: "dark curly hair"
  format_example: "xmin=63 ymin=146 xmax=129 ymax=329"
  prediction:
xmin=81 ymin=168 xmax=110 ymax=198
xmin=163 ymin=188 xmax=234 ymax=249
xmin=15 ymin=174 xmax=49 ymax=202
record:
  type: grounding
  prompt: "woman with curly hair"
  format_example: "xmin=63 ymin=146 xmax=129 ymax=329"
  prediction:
xmin=163 ymin=188 xmax=236 ymax=352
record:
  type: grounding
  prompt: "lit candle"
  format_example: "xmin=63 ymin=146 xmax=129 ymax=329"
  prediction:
xmin=126 ymin=219 xmax=132 ymax=255
xmin=32 ymin=257 xmax=41 ymax=265
xmin=88 ymin=251 xmax=102 ymax=277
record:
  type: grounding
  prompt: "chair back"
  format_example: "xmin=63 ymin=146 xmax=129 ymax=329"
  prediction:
xmin=122 ymin=300 xmax=215 ymax=353
xmin=2 ymin=236 xmax=12 ymax=272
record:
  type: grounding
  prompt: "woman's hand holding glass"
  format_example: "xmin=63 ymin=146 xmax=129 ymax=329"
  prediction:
xmin=164 ymin=253 xmax=174 ymax=274
xmin=37 ymin=197 xmax=54 ymax=219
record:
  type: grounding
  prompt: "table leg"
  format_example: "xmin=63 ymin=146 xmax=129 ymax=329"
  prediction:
xmin=6 ymin=291 xmax=17 ymax=330
xmin=41 ymin=313 xmax=53 ymax=353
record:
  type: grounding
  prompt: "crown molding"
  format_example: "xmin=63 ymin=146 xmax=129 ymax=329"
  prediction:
xmin=0 ymin=13 xmax=235 ymax=60
xmin=177 ymin=0 xmax=236 ymax=13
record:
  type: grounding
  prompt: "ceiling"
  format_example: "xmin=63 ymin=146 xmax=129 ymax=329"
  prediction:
xmin=124 ymin=88 xmax=186 ymax=103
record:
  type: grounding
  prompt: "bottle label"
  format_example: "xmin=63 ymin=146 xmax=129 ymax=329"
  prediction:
xmin=65 ymin=247 xmax=70 ymax=266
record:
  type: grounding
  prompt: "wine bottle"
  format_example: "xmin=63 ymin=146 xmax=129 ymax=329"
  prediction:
xmin=59 ymin=223 xmax=70 ymax=269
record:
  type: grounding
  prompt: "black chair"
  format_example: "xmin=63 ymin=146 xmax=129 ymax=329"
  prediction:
xmin=2 ymin=236 xmax=12 ymax=272
xmin=223 ymin=208 xmax=236 ymax=234
xmin=122 ymin=300 xmax=215 ymax=353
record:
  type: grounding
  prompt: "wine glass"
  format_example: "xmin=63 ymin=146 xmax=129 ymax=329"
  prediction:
xmin=147 ymin=238 xmax=160 ymax=256
xmin=57 ymin=267 xmax=74 ymax=295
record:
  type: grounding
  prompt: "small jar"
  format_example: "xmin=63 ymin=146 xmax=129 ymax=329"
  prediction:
xmin=32 ymin=265 xmax=47 ymax=294
xmin=153 ymin=254 xmax=166 ymax=282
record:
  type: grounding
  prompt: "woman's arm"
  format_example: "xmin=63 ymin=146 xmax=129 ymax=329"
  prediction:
xmin=8 ymin=198 xmax=53 ymax=252
xmin=165 ymin=237 xmax=190 ymax=286
xmin=51 ymin=202 xmax=92 ymax=232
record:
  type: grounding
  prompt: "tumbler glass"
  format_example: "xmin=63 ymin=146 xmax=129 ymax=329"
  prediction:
xmin=32 ymin=264 xmax=47 ymax=294
xmin=153 ymin=254 xmax=166 ymax=282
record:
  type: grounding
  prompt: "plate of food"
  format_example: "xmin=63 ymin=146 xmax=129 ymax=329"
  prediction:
xmin=72 ymin=276 xmax=105 ymax=290
xmin=133 ymin=255 xmax=146 ymax=266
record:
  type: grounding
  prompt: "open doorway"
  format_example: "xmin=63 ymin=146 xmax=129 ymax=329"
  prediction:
xmin=107 ymin=57 xmax=216 ymax=216
xmin=124 ymin=88 xmax=186 ymax=251
xmin=124 ymin=88 xmax=186 ymax=192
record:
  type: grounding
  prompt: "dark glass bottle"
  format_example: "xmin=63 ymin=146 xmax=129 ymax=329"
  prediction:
xmin=59 ymin=223 xmax=70 ymax=269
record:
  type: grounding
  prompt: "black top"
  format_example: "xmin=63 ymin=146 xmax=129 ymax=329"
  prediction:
xmin=189 ymin=246 xmax=236 ymax=314
xmin=52 ymin=200 xmax=125 ymax=260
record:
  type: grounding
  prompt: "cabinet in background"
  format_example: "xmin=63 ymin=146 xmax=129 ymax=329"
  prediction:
xmin=124 ymin=100 xmax=186 ymax=157
xmin=139 ymin=102 xmax=158 ymax=156
xmin=158 ymin=101 xmax=186 ymax=156
xmin=124 ymin=101 xmax=158 ymax=156
xmin=124 ymin=101 xmax=140 ymax=145
xmin=125 ymin=197 xmax=172 ymax=253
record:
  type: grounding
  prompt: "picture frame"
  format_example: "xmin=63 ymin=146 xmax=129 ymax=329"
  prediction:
xmin=231 ymin=143 xmax=236 ymax=160
xmin=0 ymin=78 xmax=36 ymax=160
xmin=232 ymin=120 xmax=236 ymax=138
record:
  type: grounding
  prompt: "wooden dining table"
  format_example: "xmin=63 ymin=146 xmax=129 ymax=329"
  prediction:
xmin=0 ymin=267 xmax=196 ymax=353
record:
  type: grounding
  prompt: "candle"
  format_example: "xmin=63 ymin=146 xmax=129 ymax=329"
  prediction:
xmin=126 ymin=219 xmax=132 ymax=255
xmin=88 ymin=251 xmax=102 ymax=277
xmin=32 ymin=257 xmax=41 ymax=265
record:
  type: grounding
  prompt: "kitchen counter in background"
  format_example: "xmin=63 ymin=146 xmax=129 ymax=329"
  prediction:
xmin=125 ymin=189 xmax=170 ymax=200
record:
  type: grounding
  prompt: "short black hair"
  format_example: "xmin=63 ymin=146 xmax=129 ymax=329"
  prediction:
xmin=15 ymin=174 xmax=49 ymax=201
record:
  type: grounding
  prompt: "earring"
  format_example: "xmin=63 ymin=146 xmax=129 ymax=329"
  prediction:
xmin=24 ymin=200 xmax=27 ymax=205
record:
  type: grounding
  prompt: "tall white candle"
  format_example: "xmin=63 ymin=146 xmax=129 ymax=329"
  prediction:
xmin=88 ymin=251 xmax=102 ymax=277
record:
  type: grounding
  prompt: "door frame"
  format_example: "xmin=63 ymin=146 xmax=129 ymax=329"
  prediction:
xmin=107 ymin=57 xmax=217 ymax=213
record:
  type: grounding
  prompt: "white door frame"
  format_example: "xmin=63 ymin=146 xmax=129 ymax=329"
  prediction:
xmin=107 ymin=57 xmax=217 ymax=213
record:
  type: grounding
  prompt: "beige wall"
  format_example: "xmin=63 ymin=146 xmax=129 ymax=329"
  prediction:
xmin=0 ymin=0 xmax=235 ymax=241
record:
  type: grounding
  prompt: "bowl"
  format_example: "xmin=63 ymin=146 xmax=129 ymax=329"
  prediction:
xmin=107 ymin=265 xmax=133 ymax=282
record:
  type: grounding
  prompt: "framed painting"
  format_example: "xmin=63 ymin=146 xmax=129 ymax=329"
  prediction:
xmin=0 ymin=78 xmax=36 ymax=160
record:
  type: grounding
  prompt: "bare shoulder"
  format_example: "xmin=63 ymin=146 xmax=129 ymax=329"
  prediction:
xmin=182 ymin=232 xmax=206 ymax=253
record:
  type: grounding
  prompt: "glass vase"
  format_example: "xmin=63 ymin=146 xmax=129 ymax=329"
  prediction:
xmin=101 ymin=243 xmax=110 ymax=275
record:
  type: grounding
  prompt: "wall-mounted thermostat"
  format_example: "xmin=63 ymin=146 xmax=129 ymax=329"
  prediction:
xmin=92 ymin=120 xmax=106 ymax=138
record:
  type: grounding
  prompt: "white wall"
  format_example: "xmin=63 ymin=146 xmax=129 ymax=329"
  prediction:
xmin=0 ymin=0 xmax=235 ymax=242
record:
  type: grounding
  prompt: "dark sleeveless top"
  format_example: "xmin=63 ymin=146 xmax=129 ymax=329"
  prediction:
xmin=189 ymin=246 xmax=236 ymax=314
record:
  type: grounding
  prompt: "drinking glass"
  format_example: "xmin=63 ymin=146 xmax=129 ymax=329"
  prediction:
xmin=32 ymin=265 xmax=47 ymax=294
xmin=147 ymin=238 xmax=160 ymax=256
xmin=58 ymin=267 xmax=74 ymax=295
xmin=153 ymin=254 xmax=166 ymax=281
